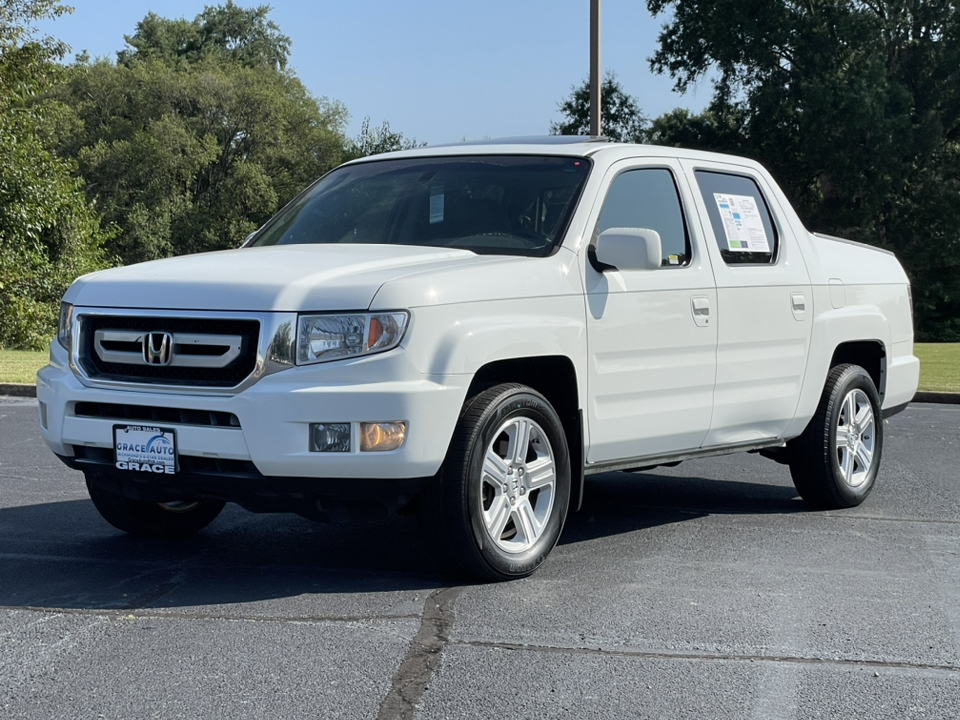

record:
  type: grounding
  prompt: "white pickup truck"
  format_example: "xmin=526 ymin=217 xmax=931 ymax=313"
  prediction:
xmin=38 ymin=137 xmax=919 ymax=580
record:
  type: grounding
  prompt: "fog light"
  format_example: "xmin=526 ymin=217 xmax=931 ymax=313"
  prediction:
xmin=360 ymin=422 xmax=406 ymax=452
xmin=310 ymin=423 xmax=351 ymax=452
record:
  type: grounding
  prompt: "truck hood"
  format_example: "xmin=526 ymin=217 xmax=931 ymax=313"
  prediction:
xmin=65 ymin=244 xmax=502 ymax=312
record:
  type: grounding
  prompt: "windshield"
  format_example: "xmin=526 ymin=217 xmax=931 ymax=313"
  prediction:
xmin=249 ymin=155 xmax=591 ymax=257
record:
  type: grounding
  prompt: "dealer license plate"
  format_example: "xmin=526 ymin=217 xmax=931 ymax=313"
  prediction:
xmin=113 ymin=425 xmax=178 ymax=474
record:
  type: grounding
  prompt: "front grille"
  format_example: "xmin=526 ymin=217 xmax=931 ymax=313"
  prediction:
xmin=74 ymin=402 xmax=241 ymax=428
xmin=78 ymin=315 xmax=260 ymax=387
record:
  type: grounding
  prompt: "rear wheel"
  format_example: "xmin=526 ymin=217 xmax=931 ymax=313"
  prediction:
xmin=788 ymin=364 xmax=883 ymax=509
xmin=420 ymin=383 xmax=571 ymax=581
xmin=85 ymin=474 xmax=225 ymax=537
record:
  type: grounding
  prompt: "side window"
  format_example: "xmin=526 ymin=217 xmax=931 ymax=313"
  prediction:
xmin=695 ymin=170 xmax=779 ymax=265
xmin=596 ymin=168 xmax=691 ymax=267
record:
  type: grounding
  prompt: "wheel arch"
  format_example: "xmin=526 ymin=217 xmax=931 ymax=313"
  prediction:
xmin=829 ymin=340 xmax=886 ymax=402
xmin=467 ymin=355 xmax=584 ymax=512
xmin=786 ymin=338 xmax=887 ymax=441
xmin=783 ymin=303 xmax=892 ymax=439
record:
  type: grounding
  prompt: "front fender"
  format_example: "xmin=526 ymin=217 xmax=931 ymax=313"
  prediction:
xmin=400 ymin=296 xmax=587 ymax=379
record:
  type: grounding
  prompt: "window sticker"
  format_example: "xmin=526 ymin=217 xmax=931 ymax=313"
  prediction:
xmin=713 ymin=193 xmax=770 ymax=252
xmin=429 ymin=189 xmax=444 ymax=224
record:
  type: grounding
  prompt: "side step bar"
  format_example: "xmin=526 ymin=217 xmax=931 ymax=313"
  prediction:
xmin=584 ymin=438 xmax=787 ymax=476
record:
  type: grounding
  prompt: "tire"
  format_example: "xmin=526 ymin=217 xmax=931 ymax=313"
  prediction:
xmin=788 ymin=364 xmax=883 ymax=509
xmin=420 ymin=383 xmax=572 ymax=581
xmin=85 ymin=474 xmax=225 ymax=537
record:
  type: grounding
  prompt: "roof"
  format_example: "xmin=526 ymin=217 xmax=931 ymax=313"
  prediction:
xmin=346 ymin=136 xmax=767 ymax=171
xmin=428 ymin=135 xmax=613 ymax=148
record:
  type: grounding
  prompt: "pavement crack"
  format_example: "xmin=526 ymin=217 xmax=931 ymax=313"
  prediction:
xmin=377 ymin=585 xmax=462 ymax=720
xmin=462 ymin=640 xmax=960 ymax=674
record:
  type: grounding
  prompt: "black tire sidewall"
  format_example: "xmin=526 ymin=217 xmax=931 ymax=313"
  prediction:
xmin=825 ymin=368 xmax=883 ymax=505
xmin=462 ymin=388 xmax=571 ymax=578
xmin=85 ymin=473 xmax=224 ymax=536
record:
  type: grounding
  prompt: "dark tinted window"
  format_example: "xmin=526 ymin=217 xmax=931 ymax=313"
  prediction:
xmin=250 ymin=156 xmax=591 ymax=258
xmin=695 ymin=171 xmax=778 ymax=265
xmin=596 ymin=168 xmax=690 ymax=266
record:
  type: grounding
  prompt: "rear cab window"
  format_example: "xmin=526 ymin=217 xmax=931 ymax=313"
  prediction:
xmin=694 ymin=170 xmax=779 ymax=265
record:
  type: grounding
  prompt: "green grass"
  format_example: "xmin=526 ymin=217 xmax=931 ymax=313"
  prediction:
xmin=2 ymin=344 xmax=958 ymax=393
xmin=915 ymin=343 xmax=960 ymax=393
xmin=0 ymin=348 xmax=48 ymax=384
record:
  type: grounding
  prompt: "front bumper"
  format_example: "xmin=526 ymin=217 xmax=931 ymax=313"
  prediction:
xmin=37 ymin=342 xmax=471 ymax=489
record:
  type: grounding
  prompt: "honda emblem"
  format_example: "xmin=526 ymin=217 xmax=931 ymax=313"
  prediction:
xmin=143 ymin=332 xmax=174 ymax=366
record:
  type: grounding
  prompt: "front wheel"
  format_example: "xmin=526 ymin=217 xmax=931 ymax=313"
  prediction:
xmin=788 ymin=364 xmax=883 ymax=509
xmin=85 ymin=474 xmax=225 ymax=537
xmin=421 ymin=383 xmax=571 ymax=581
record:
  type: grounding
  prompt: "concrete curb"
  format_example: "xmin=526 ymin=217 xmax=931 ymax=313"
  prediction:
xmin=913 ymin=391 xmax=960 ymax=404
xmin=0 ymin=383 xmax=37 ymax=398
xmin=2 ymin=382 xmax=959 ymax=404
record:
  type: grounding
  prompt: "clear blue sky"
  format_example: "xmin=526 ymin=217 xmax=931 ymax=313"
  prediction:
xmin=35 ymin=0 xmax=713 ymax=145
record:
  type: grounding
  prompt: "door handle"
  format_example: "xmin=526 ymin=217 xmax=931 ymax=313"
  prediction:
xmin=691 ymin=296 xmax=710 ymax=327
xmin=791 ymin=293 xmax=806 ymax=321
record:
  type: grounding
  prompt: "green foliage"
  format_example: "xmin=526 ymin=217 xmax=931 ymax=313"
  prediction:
xmin=50 ymin=4 xmax=348 ymax=265
xmin=550 ymin=72 xmax=648 ymax=142
xmin=647 ymin=0 xmax=960 ymax=340
xmin=0 ymin=118 xmax=112 ymax=349
xmin=117 ymin=1 xmax=290 ymax=70
xmin=647 ymin=103 xmax=749 ymax=155
xmin=0 ymin=0 xmax=111 ymax=350
xmin=345 ymin=116 xmax=424 ymax=160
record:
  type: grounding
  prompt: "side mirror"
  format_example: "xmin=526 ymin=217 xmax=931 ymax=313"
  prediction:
xmin=593 ymin=228 xmax=662 ymax=271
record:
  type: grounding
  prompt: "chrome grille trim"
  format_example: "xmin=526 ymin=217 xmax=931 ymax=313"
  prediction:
xmin=94 ymin=329 xmax=244 ymax=368
xmin=69 ymin=308 xmax=298 ymax=396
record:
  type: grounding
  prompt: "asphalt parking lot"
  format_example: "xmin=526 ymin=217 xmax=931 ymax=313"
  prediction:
xmin=1 ymin=397 xmax=958 ymax=719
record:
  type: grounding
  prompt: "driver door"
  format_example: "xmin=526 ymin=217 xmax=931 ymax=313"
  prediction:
xmin=583 ymin=160 xmax=718 ymax=464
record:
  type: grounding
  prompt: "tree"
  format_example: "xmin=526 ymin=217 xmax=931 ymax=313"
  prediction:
xmin=117 ymin=1 xmax=290 ymax=70
xmin=344 ymin=116 xmax=424 ymax=160
xmin=647 ymin=0 xmax=960 ymax=340
xmin=646 ymin=103 xmax=749 ymax=156
xmin=49 ymin=4 xmax=348 ymax=265
xmin=550 ymin=72 xmax=648 ymax=142
xmin=0 ymin=0 xmax=111 ymax=349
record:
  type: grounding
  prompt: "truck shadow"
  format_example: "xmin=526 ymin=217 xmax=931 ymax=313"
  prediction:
xmin=561 ymin=469 xmax=805 ymax=545
xmin=0 ymin=472 xmax=804 ymax=612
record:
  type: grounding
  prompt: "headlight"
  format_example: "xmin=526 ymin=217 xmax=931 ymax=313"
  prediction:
xmin=297 ymin=312 xmax=409 ymax=365
xmin=57 ymin=302 xmax=74 ymax=353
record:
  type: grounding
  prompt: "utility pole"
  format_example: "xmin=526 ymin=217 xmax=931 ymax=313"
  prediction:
xmin=589 ymin=0 xmax=601 ymax=136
